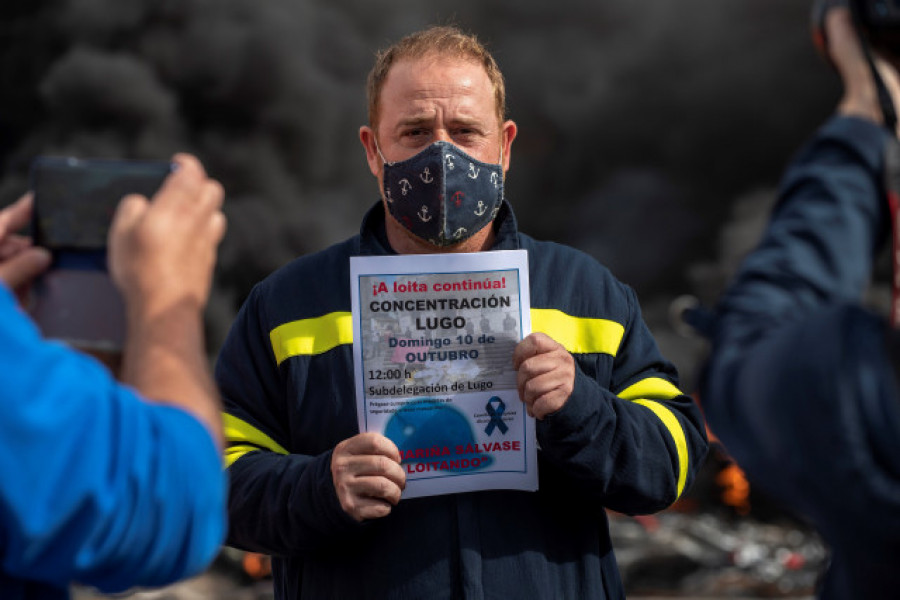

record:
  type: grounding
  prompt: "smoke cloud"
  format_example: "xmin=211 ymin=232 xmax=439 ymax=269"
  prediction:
xmin=0 ymin=0 xmax=839 ymax=365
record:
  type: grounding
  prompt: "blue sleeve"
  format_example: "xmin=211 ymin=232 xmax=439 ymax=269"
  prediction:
xmin=700 ymin=116 xmax=900 ymax=595
xmin=0 ymin=286 xmax=226 ymax=592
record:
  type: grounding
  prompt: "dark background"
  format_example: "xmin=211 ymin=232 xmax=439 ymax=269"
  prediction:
xmin=4 ymin=2 xmax=845 ymax=595
xmin=0 ymin=0 xmax=841 ymax=390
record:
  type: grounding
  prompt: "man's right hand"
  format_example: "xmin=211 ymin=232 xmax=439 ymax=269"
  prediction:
xmin=331 ymin=432 xmax=406 ymax=522
xmin=108 ymin=153 xmax=226 ymax=317
xmin=825 ymin=8 xmax=900 ymax=134
xmin=109 ymin=153 xmax=227 ymax=450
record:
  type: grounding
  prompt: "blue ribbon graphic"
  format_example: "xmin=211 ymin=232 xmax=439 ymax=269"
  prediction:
xmin=484 ymin=396 xmax=509 ymax=435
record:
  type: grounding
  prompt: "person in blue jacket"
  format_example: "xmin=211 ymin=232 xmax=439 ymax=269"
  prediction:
xmin=218 ymin=25 xmax=708 ymax=599
xmin=0 ymin=154 xmax=228 ymax=598
xmin=700 ymin=8 xmax=900 ymax=599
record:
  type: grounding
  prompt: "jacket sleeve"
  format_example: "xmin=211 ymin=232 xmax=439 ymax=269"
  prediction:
xmin=217 ymin=285 xmax=361 ymax=556
xmin=700 ymin=117 xmax=900 ymax=514
xmin=535 ymin=285 xmax=709 ymax=515
xmin=0 ymin=287 xmax=225 ymax=592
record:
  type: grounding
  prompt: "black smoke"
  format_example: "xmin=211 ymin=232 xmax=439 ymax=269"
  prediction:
xmin=0 ymin=0 xmax=839 ymax=374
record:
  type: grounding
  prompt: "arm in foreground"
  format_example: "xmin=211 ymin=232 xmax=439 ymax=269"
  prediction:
xmin=701 ymin=8 xmax=897 ymax=467
xmin=0 ymin=154 xmax=227 ymax=591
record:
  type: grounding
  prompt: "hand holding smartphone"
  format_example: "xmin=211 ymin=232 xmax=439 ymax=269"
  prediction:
xmin=28 ymin=157 xmax=174 ymax=360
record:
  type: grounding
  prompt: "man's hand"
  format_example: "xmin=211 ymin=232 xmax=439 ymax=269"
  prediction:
xmin=0 ymin=194 xmax=51 ymax=296
xmin=331 ymin=432 xmax=406 ymax=522
xmin=111 ymin=153 xmax=227 ymax=450
xmin=826 ymin=8 xmax=900 ymax=134
xmin=108 ymin=153 xmax=226 ymax=317
xmin=513 ymin=332 xmax=575 ymax=419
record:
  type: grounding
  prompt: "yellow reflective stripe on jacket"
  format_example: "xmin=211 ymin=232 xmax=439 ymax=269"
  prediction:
xmin=269 ymin=308 xmax=625 ymax=363
xmin=225 ymin=444 xmax=265 ymax=468
xmin=270 ymin=311 xmax=353 ymax=365
xmin=618 ymin=377 xmax=689 ymax=499
xmin=223 ymin=413 xmax=289 ymax=468
xmin=530 ymin=308 xmax=625 ymax=356
xmin=617 ymin=377 xmax=682 ymax=402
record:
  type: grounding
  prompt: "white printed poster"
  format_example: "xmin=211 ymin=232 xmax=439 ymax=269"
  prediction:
xmin=350 ymin=250 xmax=537 ymax=499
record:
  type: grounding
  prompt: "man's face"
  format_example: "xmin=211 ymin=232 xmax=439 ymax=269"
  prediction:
xmin=359 ymin=54 xmax=517 ymax=253
xmin=363 ymin=55 xmax=515 ymax=179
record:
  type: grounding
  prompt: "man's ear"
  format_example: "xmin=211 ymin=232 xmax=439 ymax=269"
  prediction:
xmin=501 ymin=120 xmax=517 ymax=173
xmin=359 ymin=126 xmax=381 ymax=177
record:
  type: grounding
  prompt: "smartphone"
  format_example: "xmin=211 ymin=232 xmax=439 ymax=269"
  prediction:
xmin=28 ymin=157 xmax=173 ymax=357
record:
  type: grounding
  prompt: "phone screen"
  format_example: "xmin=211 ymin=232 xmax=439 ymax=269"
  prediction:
xmin=31 ymin=156 xmax=173 ymax=252
xmin=28 ymin=156 xmax=173 ymax=356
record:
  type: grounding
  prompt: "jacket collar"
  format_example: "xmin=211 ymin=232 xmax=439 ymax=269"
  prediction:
xmin=358 ymin=199 xmax=519 ymax=256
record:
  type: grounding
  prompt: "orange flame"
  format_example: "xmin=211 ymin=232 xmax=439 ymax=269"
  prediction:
xmin=716 ymin=463 xmax=751 ymax=515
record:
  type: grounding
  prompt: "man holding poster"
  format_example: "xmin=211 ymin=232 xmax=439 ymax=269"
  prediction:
xmin=350 ymin=249 xmax=537 ymax=499
xmin=217 ymin=25 xmax=708 ymax=600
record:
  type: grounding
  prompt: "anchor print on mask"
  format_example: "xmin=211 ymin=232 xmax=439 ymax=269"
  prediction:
xmin=381 ymin=141 xmax=504 ymax=246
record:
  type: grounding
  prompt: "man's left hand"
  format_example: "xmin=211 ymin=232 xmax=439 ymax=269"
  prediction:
xmin=513 ymin=332 xmax=575 ymax=419
xmin=0 ymin=194 xmax=51 ymax=296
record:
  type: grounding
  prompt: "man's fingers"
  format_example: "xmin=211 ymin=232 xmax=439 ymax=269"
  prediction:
xmin=350 ymin=474 xmax=404 ymax=505
xmin=826 ymin=8 xmax=865 ymax=75
xmin=340 ymin=432 xmax=403 ymax=463
xmin=110 ymin=194 xmax=150 ymax=236
xmin=0 ymin=247 xmax=51 ymax=289
xmin=0 ymin=235 xmax=33 ymax=260
xmin=512 ymin=332 xmax=559 ymax=369
xmin=334 ymin=452 xmax=406 ymax=487
xmin=350 ymin=499 xmax=394 ymax=521
xmin=341 ymin=478 xmax=401 ymax=521
xmin=332 ymin=434 xmax=407 ymax=521
xmin=209 ymin=211 xmax=228 ymax=246
xmin=150 ymin=154 xmax=207 ymax=211
xmin=514 ymin=333 xmax=575 ymax=419
xmin=172 ymin=152 xmax=208 ymax=178
xmin=0 ymin=194 xmax=35 ymax=238
xmin=825 ymin=7 xmax=900 ymax=129
xmin=197 ymin=179 xmax=225 ymax=217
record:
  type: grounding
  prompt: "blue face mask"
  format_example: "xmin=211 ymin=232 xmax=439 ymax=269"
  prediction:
xmin=380 ymin=141 xmax=504 ymax=247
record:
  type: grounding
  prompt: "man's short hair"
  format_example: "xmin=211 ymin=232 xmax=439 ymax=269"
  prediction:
xmin=366 ymin=25 xmax=507 ymax=130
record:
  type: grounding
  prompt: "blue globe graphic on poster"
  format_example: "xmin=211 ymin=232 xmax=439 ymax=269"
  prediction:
xmin=384 ymin=399 xmax=493 ymax=473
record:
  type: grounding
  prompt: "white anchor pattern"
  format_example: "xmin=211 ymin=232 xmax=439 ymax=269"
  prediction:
xmin=382 ymin=142 xmax=503 ymax=245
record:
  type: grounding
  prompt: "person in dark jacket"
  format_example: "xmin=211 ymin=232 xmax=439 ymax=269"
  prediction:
xmin=700 ymin=9 xmax=900 ymax=599
xmin=218 ymin=25 xmax=708 ymax=599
